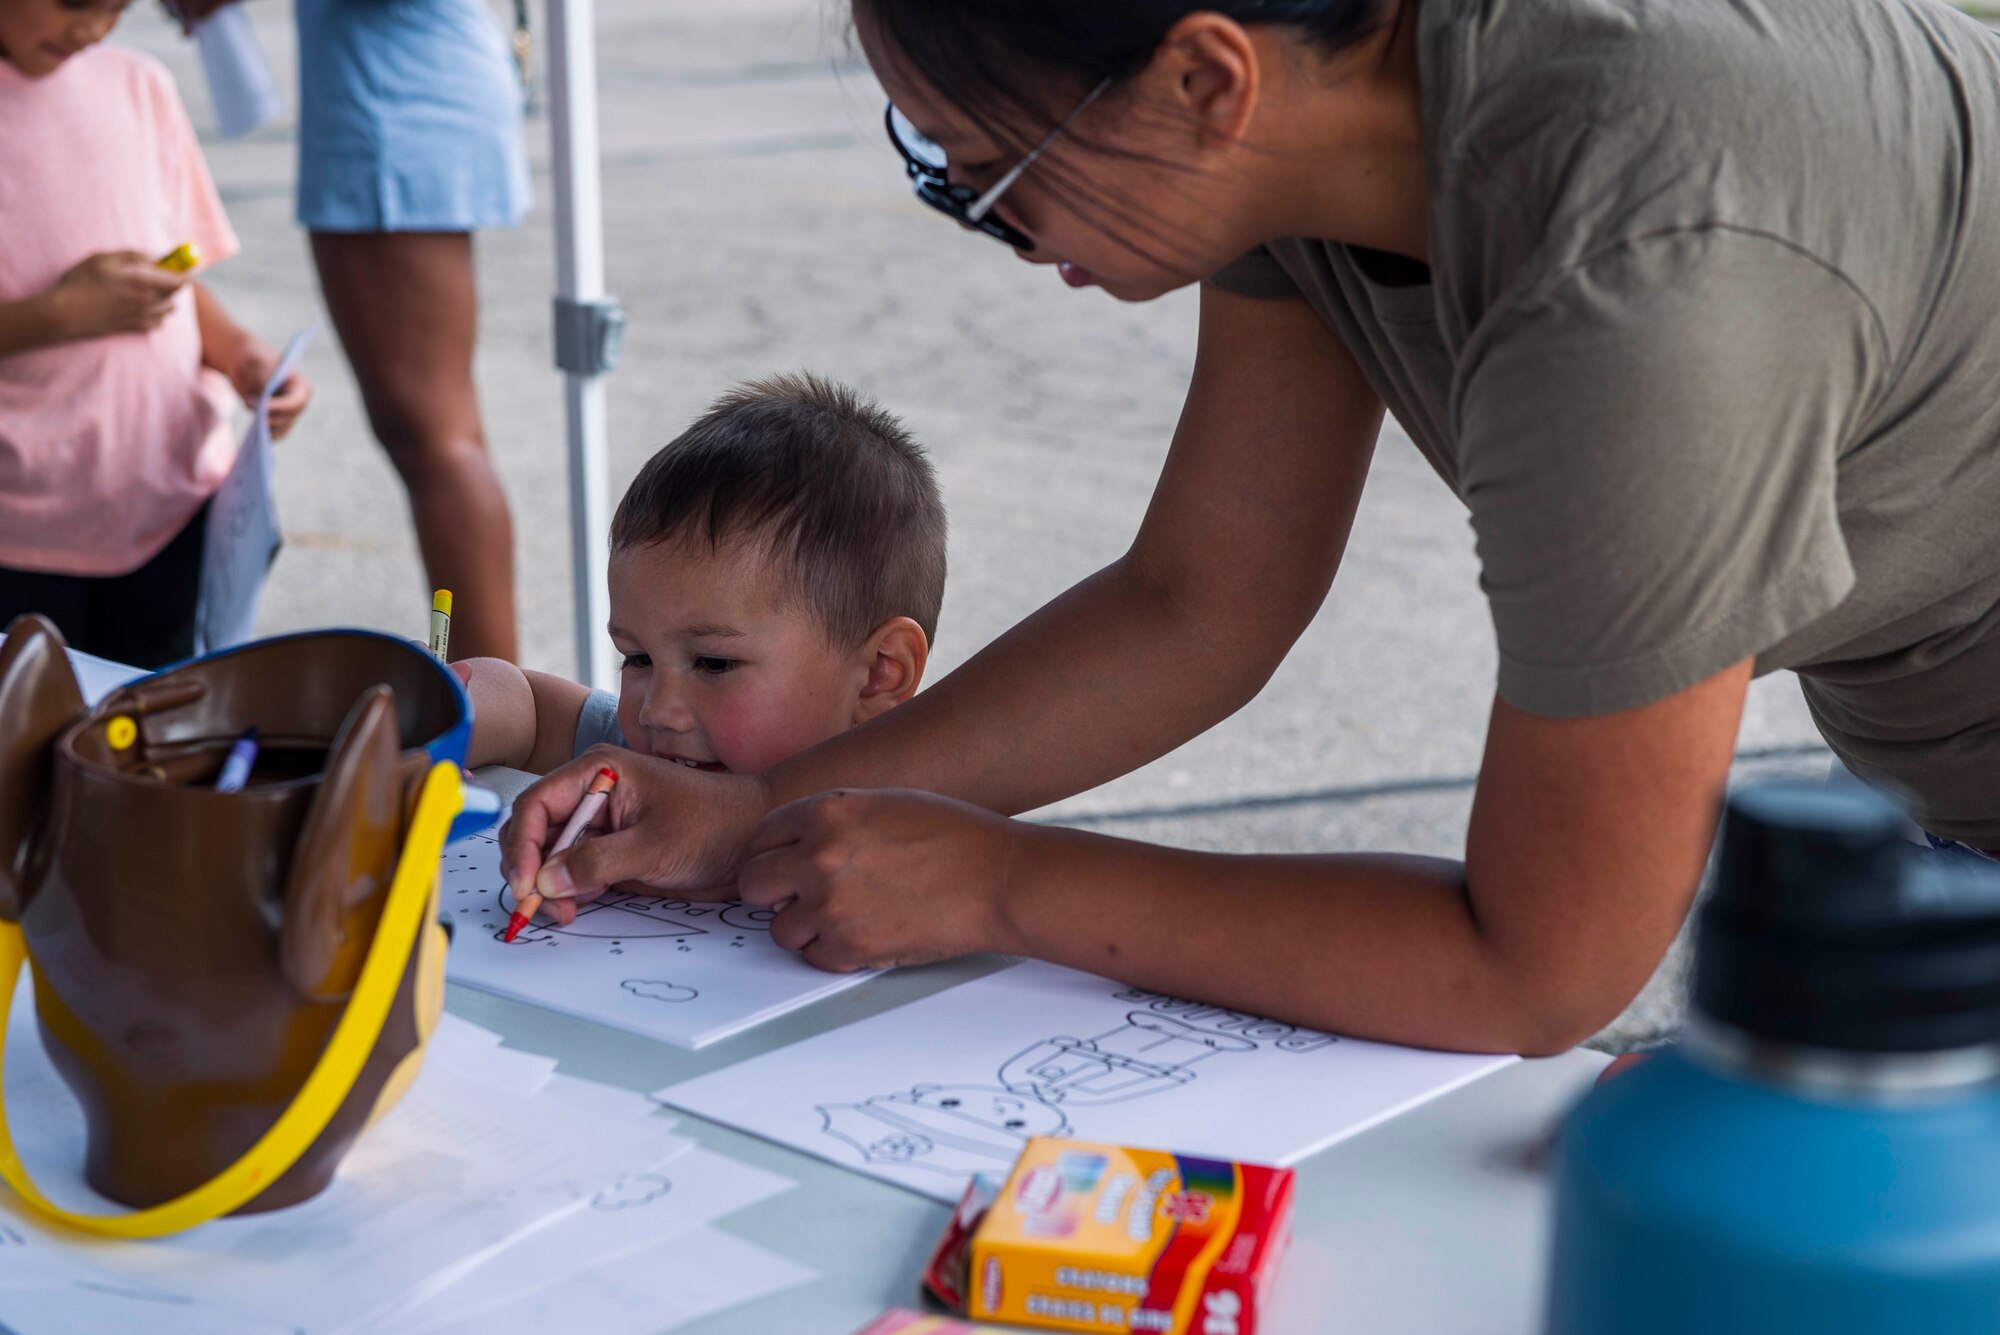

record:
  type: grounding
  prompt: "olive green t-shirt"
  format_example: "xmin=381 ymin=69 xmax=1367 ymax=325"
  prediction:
xmin=1217 ymin=0 xmax=2000 ymax=842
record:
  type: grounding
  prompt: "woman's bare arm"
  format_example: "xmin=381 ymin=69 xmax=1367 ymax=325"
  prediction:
xmin=744 ymin=659 xmax=1751 ymax=1056
xmin=503 ymin=285 xmax=1387 ymax=897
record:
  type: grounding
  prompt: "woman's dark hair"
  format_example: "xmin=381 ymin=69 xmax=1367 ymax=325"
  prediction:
xmin=856 ymin=1 xmax=1389 ymax=139
xmin=854 ymin=1 xmax=1393 ymax=264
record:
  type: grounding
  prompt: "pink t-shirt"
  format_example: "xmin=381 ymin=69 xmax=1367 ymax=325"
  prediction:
xmin=0 ymin=44 xmax=242 ymax=577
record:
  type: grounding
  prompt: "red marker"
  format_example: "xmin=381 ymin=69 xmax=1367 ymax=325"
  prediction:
xmin=505 ymin=766 xmax=618 ymax=942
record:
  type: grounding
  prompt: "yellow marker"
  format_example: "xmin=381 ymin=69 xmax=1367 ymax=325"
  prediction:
xmin=155 ymin=242 xmax=201 ymax=273
xmin=429 ymin=590 xmax=453 ymax=663
xmin=106 ymin=716 xmax=138 ymax=751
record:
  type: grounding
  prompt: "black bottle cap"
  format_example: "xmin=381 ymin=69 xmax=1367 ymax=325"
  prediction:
xmin=1693 ymin=782 xmax=2000 ymax=1053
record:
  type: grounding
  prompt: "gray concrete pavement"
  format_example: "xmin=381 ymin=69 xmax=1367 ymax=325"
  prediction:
xmin=116 ymin=0 xmax=1831 ymax=1047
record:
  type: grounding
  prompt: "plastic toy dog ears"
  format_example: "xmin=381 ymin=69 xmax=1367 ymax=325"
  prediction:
xmin=0 ymin=616 xmax=85 ymax=922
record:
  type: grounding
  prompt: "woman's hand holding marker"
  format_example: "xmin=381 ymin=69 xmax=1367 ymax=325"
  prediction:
xmin=504 ymin=764 xmax=618 ymax=941
xmin=499 ymin=747 xmax=769 ymax=923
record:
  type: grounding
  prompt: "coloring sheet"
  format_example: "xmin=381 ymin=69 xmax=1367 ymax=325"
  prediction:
xmin=385 ymin=1146 xmax=796 ymax=1332
xmin=440 ymin=831 xmax=878 ymax=1049
xmin=198 ymin=324 xmax=315 ymax=654
xmin=414 ymin=1225 xmax=817 ymax=1335
xmin=0 ymin=982 xmax=690 ymax=1333
xmin=658 ymin=961 xmax=1518 ymax=1203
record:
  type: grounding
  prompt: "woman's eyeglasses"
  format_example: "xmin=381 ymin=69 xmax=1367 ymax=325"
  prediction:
xmin=884 ymin=78 xmax=1113 ymax=252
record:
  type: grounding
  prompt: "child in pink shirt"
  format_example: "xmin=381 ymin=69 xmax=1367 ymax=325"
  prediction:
xmin=0 ymin=0 xmax=311 ymax=667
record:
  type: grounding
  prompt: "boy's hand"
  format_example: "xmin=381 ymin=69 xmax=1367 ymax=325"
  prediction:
xmin=228 ymin=341 xmax=313 ymax=439
xmin=46 ymin=252 xmax=187 ymax=340
xmin=737 ymin=789 xmax=1017 ymax=972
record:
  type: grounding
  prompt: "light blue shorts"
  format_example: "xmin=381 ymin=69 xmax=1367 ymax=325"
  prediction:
xmin=294 ymin=0 xmax=532 ymax=233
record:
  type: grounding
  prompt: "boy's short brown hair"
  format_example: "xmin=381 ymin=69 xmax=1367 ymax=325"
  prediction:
xmin=611 ymin=373 xmax=947 ymax=645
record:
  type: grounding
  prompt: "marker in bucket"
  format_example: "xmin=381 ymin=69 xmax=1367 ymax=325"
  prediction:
xmin=428 ymin=590 xmax=452 ymax=662
xmin=214 ymin=727 xmax=260 ymax=793
xmin=505 ymin=766 xmax=617 ymax=942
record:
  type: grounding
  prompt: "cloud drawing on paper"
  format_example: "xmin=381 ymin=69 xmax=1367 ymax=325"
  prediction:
xmin=622 ymin=979 xmax=699 ymax=1003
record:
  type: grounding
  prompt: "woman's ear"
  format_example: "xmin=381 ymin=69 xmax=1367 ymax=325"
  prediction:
xmin=1148 ymin=11 xmax=1262 ymax=148
xmin=853 ymin=617 xmax=931 ymax=724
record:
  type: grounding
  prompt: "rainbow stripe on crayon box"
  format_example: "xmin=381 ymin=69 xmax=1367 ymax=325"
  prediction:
xmin=925 ymin=1138 xmax=1294 ymax=1335
xmin=847 ymin=1310 xmax=1009 ymax=1334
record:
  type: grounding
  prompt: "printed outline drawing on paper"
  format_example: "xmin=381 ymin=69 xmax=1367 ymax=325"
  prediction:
xmin=816 ymin=985 xmax=1342 ymax=1173
xmin=438 ymin=828 xmax=880 ymax=1048
xmin=817 ymin=1085 xmax=1071 ymax=1178
xmin=498 ymin=887 xmax=714 ymax=941
xmin=442 ymin=835 xmax=776 ymax=947
xmin=591 ymin=1172 xmax=675 ymax=1210
xmin=1000 ymin=1011 xmax=1259 ymax=1106
xmin=622 ymin=980 xmax=699 ymax=1003
xmin=443 ymin=834 xmax=774 ymax=949
xmin=720 ymin=902 xmax=775 ymax=932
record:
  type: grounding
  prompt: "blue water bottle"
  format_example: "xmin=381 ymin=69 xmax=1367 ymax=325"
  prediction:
xmin=1546 ymin=781 xmax=2000 ymax=1334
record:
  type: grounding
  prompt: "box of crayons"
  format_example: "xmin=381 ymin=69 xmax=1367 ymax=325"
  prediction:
xmin=924 ymin=1138 xmax=1294 ymax=1335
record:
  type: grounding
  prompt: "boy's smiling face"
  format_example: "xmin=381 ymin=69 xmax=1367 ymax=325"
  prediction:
xmin=607 ymin=532 xmax=880 ymax=776
xmin=0 ymin=0 xmax=128 ymax=77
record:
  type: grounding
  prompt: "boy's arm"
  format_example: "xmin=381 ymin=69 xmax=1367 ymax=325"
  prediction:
xmin=456 ymin=659 xmax=538 ymax=769
xmin=456 ymin=659 xmax=597 ymax=773
xmin=520 ymin=671 xmax=596 ymax=775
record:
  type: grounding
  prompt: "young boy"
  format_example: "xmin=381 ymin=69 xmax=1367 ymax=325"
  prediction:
xmin=459 ymin=373 xmax=947 ymax=788
xmin=0 ymin=0 xmax=312 ymax=667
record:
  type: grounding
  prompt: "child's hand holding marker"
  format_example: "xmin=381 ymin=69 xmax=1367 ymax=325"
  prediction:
xmin=44 ymin=251 xmax=188 ymax=340
xmin=155 ymin=241 xmax=202 ymax=273
xmin=504 ymin=765 xmax=619 ymax=940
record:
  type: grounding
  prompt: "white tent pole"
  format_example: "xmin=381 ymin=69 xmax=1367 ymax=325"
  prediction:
xmin=546 ymin=0 xmax=623 ymax=690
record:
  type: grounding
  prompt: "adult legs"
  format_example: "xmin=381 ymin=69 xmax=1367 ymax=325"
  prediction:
xmin=310 ymin=231 xmax=518 ymax=662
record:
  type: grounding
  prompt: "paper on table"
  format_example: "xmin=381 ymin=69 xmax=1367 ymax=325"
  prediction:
xmin=0 ymin=1241 xmax=295 ymax=1335
xmin=193 ymin=5 xmax=283 ymax=138
xmin=197 ymin=324 xmax=315 ymax=654
xmin=413 ymin=1225 xmax=817 ymax=1335
xmin=659 ymin=960 xmax=1519 ymax=1203
xmin=63 ymin=648 xmax=147 ymax=704
xmin=0 ymin=976 xmax=692 ymax=1332
xmin=424 ymin=1017 xmax=561 ymax=1098
xmin=386 ymin=1147 xmax=796 ymax=1333
xmin=0 ymin=1227 xmax=294 ymax=1335
xmin=534 ymin=1071 xmax=676 ymax=1122
xmin=440 ymin=831 xmax=878 ymax=1049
